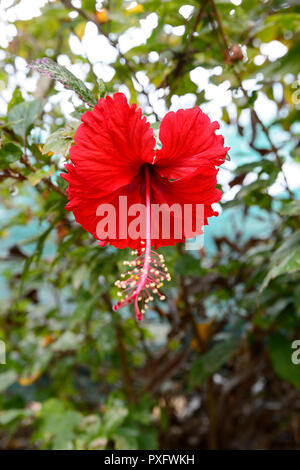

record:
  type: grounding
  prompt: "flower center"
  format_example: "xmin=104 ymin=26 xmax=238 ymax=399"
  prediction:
xmin=113 ymin=165 xmax=171 ymax=321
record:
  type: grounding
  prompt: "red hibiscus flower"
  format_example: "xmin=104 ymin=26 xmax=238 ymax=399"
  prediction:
xmin=61 ymin=93 xmax=229 ymax=320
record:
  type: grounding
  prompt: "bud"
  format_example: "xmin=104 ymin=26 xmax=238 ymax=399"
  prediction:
xmin=98 ymin=79 xmax=107 ymax=98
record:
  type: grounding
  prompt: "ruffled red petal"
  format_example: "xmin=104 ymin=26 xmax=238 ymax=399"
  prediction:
xmin=148 ymin=164 xmax=221 ymax=249
xmin=155 ymin=107 xmax=230 ymax=180
xmin=69 ymin=93 xmax=155 ymax=193
xmin=61 ymin=163 xmax=147 ymax=249
xmin=61 ymin=162 xmax=221 ymax=250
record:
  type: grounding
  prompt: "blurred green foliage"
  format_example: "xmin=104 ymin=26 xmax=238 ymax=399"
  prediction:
xmin=0 ymin=0 xmax=300 ymax=450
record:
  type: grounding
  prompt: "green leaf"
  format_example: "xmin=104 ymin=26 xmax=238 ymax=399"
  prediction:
xmin=261 ymin=230 xmax=300 ymax=291
xmin=175 ymin=254 xmax=206 ymax=276
xmin=72 ymin=265 xmax=89 ymax=290
xmin=70 ymin=105 xmax=87 ymax=120
xmin=102 ymin=398 xmax=128 ymax=436
xmin=113 ymin=427 xmax=139 ymax=450
xmin=267 ymin=333 xmax=300 ymax=388
xmin=19 ymin=348 xmax=52 ymax=384
xmin=0 ymin=409 xmax=33 ymax=425
xmin=79 ymin=414 xmax=102 ymax=436
xmin=52 ymin=331 xmax=84 ymax=352
xmin=29 ymin=58 xmax=97 ymax=107
xmin=81 ymin=0 xmax=96 ymax=12
xmin=27 ymin=165 xmax=56 ymax=186
xmin=138 ymin=428 xmax=158 ymax=450
xmin=0 ymin=143 xmax=22 ymax=168
xmin=0 ymin=370 xmax=18 ymax=393
xmin=43 ymin=121 xmax=80 ymax=157
xmin=7 ymin=99 xmax=42 ymax=138
xmin=189 ymin=336 xmax=239 ymax=389
xmin=7 ymin=88 xmax=23 ymax=112
xmin=36 ymin=399 xmax=82 ymax=450
xmin=279 ymin=200 xmax=300 ymax=216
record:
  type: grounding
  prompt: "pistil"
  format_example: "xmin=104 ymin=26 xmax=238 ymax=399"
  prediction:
xmin=113 ymin=166 xmax=171 ymax=320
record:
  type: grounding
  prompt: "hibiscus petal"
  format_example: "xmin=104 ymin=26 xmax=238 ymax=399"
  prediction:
xmin=68 ymin=93 xmax=155 ymax=193
xmin=148 ymin=165 xmax=221 ymax=249
xmin=61 ymin=163 xmax=146 ymax=249
xmin=61 ymin=162 xmax=221 ymax=250
xmin=155 ymin=107 xmax=230 ymax=179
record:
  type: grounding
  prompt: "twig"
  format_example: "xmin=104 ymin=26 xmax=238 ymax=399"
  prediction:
xmin=158 ymin=1 xmax=208 ymax=89
xmin=207 ymin=377 xmax=218 ymax=449
xmin=20 ymin=152 xmax=66 ymax=197
xmin=209 ymin=0 xmax=229 ymax=49
xmin=0 ymin=168 xmax=26 ymax=182
xmin=2 ymin=124 xmax=66 ymax=197
xmin=177 ymin=244 xmax=204 ymax=351
xmin=186 ymin=0 xmax=209 ymax=54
